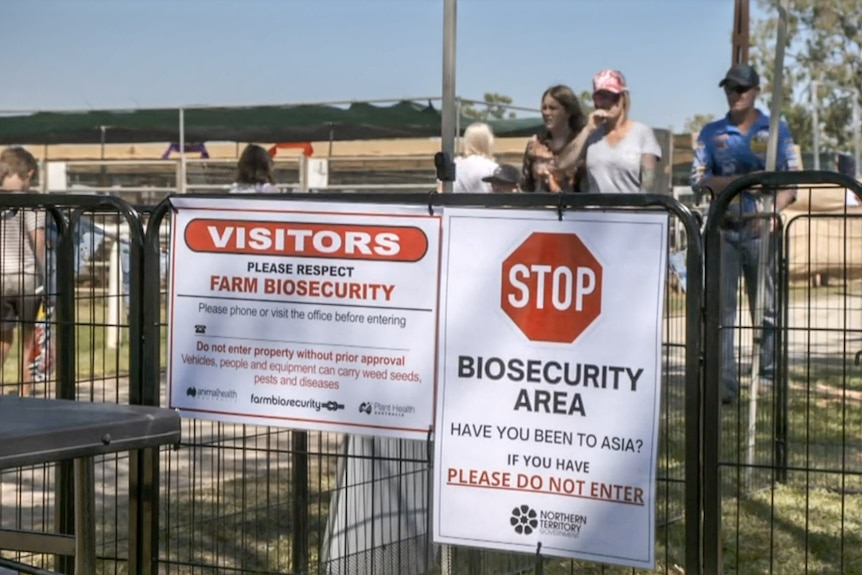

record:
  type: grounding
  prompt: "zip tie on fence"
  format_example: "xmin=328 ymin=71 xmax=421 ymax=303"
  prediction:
xmin=426 ymin=425 xmax=434 ymax=464
xmin=426 ymin=190 xmax=439 ymax=216
xmin=172 ymin=408 xmax=182 ymax=451
xmin=556 ymin=193 xmax=565 ymax=221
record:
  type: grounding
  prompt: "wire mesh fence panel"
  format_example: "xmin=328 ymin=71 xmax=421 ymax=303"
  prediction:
xmin=0 ymin=191 xmax=704 ymax=575
xmin=0 ymin=197 xmax=144 ymax=574
xmin=144 ymin=192 xmax=701 ymax=575
xmin=703 ymin=173 xmax=862 ymax=575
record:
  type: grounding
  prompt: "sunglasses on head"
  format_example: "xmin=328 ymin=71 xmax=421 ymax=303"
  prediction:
xmin=724 ymin=84 xmax=752 ymax=94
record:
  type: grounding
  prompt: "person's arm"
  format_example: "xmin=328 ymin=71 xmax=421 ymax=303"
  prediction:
xmin=639 ymin=125 xmax=662 ymax=193
xmin=25 ymin=211 xmax=46 ymax=273
xmin=557 ymin=110 xmax=609 ymax=172
xmin=640 ymin=154 xmax=658 ymax=192
xmin=690 ymin=128 xmax=724 ymax=200
xmin=773 ymin=121 xmax=800 ymax=211
xmin=30 ymin=228 xmax=46 ymax=269
xmin=520 ymin=139 xmax=537 ymax=192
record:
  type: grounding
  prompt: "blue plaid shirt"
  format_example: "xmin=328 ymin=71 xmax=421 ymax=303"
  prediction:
xmin=690 ymin=109 xmax=800 ymax=214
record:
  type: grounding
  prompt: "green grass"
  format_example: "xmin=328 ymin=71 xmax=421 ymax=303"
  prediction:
xmin=0 ymin=295 xmax=168 ymax=395
xmin=5 ymin=289 xmax=862 ymax=574
xmin=714 ymin=362 xmax=862 ymax=575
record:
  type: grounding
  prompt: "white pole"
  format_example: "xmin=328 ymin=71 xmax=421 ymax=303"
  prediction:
xmin=440 ymin=0 xmax=457 ymax=195
xmin=747 ymin=0 xmax=788 ymax=491
xmin=179 ymin=108 xmax=187 ymax=193
xmin=106 ymin=240 xmax=122 ymax=349
xmin=440 ymin=3 xmax=456 ymax=569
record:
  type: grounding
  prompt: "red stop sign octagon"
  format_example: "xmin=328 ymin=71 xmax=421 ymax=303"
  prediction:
xmin=501 ymin=232 xmax=603 ymax=343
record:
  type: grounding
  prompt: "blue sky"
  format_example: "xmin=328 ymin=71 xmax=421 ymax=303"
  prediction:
xmin=5 ymin=0 xmax=772 ymax=131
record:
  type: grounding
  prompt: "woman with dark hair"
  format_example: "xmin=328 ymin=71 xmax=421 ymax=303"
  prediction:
xmin=229 ymin=144 xmax=279 ymax=194
xmin=520 ymin=85 xmax=587 ymax=193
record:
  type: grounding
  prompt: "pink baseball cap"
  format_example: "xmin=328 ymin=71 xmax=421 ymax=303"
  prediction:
xmin=592 ymin=69 xmax=628 ymax=94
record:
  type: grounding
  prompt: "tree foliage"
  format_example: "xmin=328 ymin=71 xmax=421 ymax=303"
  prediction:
xmin=684 ymin=114 xmax=717 ymax=134
xmin=578 ymin=90 xmax=594 ymax=114
xmin=751 ymin=0 xmax=861 ymax=153
xmin=461 ymin=93 xmax=516 ymax=121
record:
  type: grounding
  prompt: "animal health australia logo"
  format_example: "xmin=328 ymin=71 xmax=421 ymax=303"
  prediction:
xmin=186 ymin=386 xmax=237 ymax=401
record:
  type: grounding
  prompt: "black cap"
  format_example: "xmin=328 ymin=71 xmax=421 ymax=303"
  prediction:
xmin=719 ymin=63 xmax=760 ymax=88
xmin=482 ymin=164 xmax=520 ymax=185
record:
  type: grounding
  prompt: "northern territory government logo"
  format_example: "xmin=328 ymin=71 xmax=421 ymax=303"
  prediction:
xmin=510 ymin=505 xmax=538 ymax=535
xmin=509 ymin=505 xmax=587 ymax=539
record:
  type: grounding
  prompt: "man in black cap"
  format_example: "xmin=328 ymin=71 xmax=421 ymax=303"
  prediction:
xmin=482 ymin=164 xmax=521 ymax=193
xmin=690 ymin=63 xmax=800 ymax=405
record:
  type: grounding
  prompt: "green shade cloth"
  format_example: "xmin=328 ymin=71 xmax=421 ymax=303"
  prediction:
xmin=0 ymin=101 xmax=544 ymax=145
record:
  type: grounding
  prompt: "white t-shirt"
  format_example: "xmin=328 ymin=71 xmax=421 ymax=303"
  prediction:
xmin=228 ymin=182 xmax=279 ymax=194
xmin=585 ymin=121 xmax=661 ymax=193
xmin=453 ymin=155 xmax=497 ymax=194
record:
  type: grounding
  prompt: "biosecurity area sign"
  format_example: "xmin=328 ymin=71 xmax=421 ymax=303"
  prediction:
xmin=167 ymin=197 xmax=441 ymax=439
xmin=433 ymin=208 xmax=667 ymax=568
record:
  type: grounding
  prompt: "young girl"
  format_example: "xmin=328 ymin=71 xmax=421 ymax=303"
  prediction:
xmin=453 ymin=122 xmax=498 ymax=194
xmin=0 ymin=147 xmax=47 ymax=396
xmin=229 ymin=144 xmax=280 ymax=194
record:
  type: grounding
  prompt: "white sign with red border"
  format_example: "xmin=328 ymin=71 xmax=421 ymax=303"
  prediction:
xmin=433 ymin=207 xmax=667 ymax=569
xmin=167 ymin=197 xmax=441 ymax=439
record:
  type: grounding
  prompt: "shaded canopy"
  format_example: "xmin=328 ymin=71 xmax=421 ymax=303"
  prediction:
xmin=0 ymin=100 xmax=544 ymax=145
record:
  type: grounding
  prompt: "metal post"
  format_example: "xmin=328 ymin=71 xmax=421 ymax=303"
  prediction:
xmin=440 ymin=0 xmax=457 ymax=194
xmin=178 ymin=108 xmax=187 ymax=193
xmin=55 ymin=208 xmax=78 ymax=573
xmin=455 ymin=97 xmax=462 ymax=154
xmin=747 ymin=0 xmax=788 ymax=492
xmin=99 ymin=126 xmax=108 ymax=188
xmin=42 ymin=144 xmax=48 ymax=193
xmin=731 ymin=0 xmax=750 ymax=65
xmin=853 ymin=91 xmax=860 ymax=179
xmin=811 ymin=81 xmax=821 ymax=170
xmin=440 ymin=1 xmax=457 ymax=568
xmin=291 ymin=431 xmax=309 ymax=574
xmin=74 ymin=457 xmax=97 ymax=575
xmin=106 ymin=240 xmax=122 ymax=349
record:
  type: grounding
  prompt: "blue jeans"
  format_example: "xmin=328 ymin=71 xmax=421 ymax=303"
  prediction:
xmin=720 ymin=229 xmax=777 ymax=398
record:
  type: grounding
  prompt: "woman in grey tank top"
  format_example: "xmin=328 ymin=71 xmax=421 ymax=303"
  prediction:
xmin=557 ymin=70 xmax=661 ymax=194
xmin=584 ymin=70 xmax=662 ymax=193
